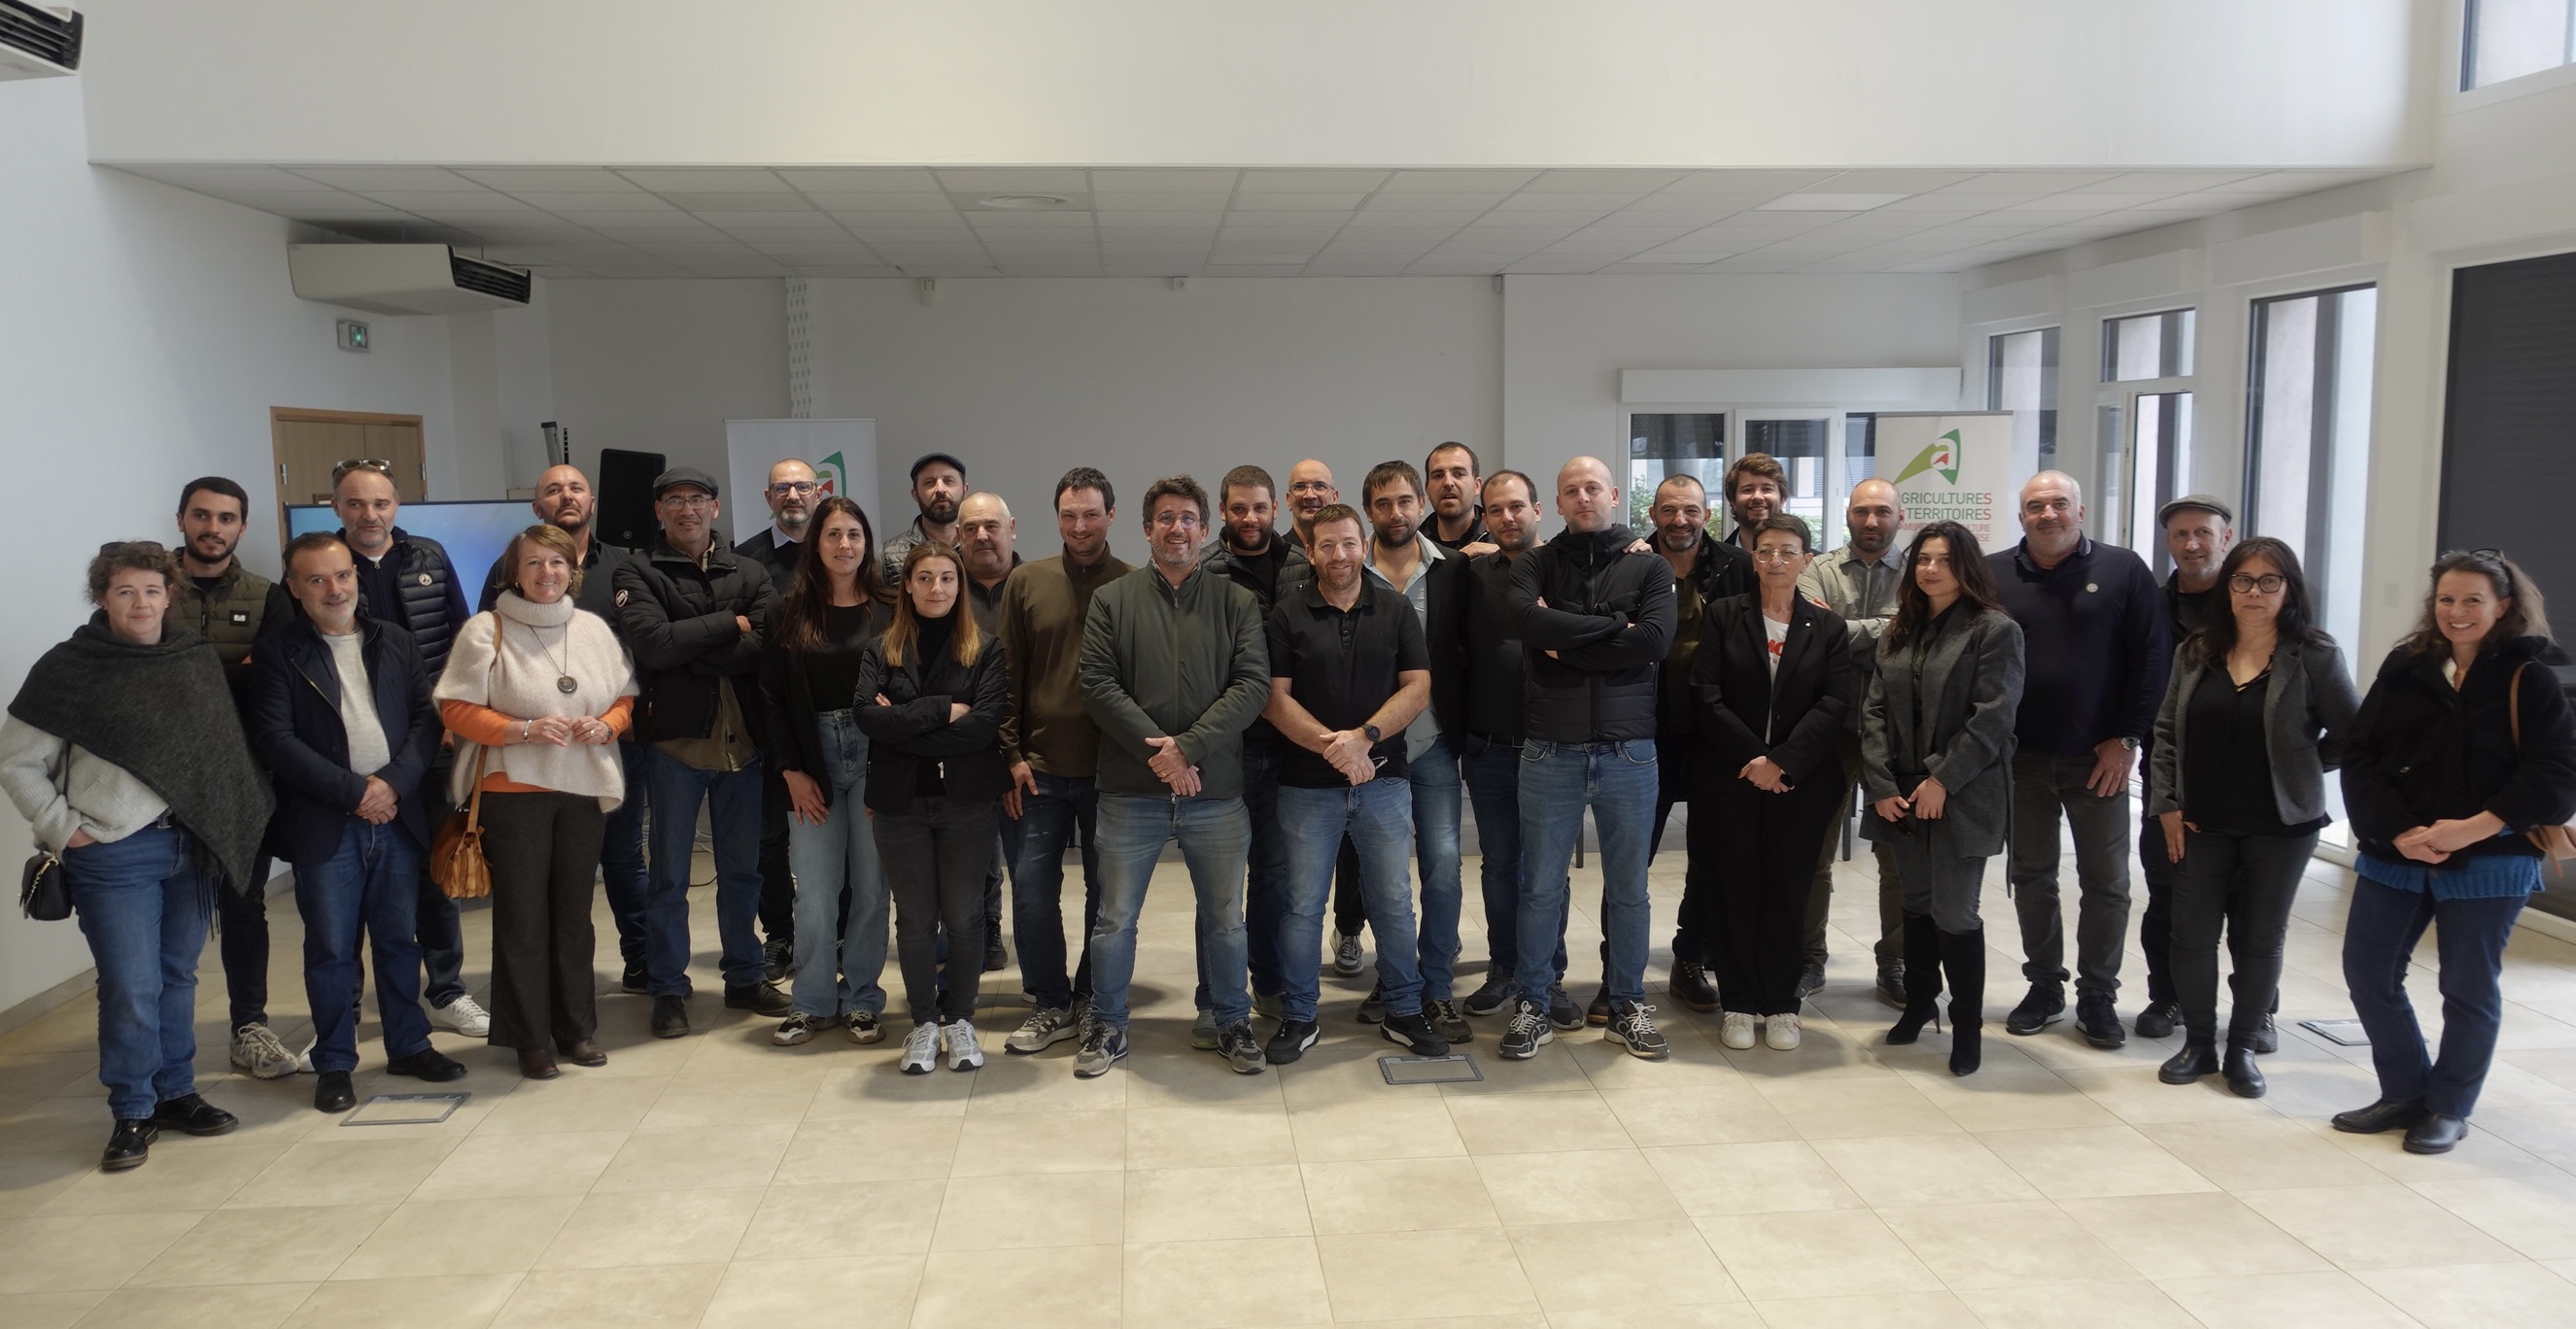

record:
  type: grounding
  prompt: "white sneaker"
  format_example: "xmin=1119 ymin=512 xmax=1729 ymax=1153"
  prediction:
xmin=1765 ymin=1012 xmax=1803 ymax=1050
xmin=943 ymin=1020 xmax=985 ymax=1072
xmin=899 ymin=1021 xmax=940 ymax=1074
xmin=230 ymin=1022 xmax=299 ymax=1080
xmin=429 ymin=993 xmax=492 ymax=1038
xmin=1720 ymin=1010 xmax=1758 ymax=1049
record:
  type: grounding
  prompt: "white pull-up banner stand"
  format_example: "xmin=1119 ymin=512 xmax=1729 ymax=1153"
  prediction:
xmin=1872 ymin=411 xmax=2029 ymax=553
xmin=724 ymin=419 xmax=879 ymax=546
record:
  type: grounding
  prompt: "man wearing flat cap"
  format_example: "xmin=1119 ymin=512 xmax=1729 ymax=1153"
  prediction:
xmin=614 ymin=467 xmax=788 ymax=1039
xmin=881 ymin=452 xmax=969 ymax=586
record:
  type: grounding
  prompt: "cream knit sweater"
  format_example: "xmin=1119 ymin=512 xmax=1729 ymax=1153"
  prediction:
xmin=434 ymin=592 xmax=637 ymax=810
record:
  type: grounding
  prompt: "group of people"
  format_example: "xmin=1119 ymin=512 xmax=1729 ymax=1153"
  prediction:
xmin=6 ymin=439 xmax=2571 ymax=1174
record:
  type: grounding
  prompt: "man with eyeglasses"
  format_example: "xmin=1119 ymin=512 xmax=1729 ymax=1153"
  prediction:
xmin=736 ymin=460 xmax=820 ymax=596
xmin=1070 ymin=475 xmax=1272 ymax=1077
xmin=735 ymin=459 xmax=823 ymax=982
xmin=614 ymin=466 xmax=790 ymax=1038
xmin=880 ymin=452 xmax=968 ymax=586
xmin=331 ymin=458 xmax=489 ymax=1041
xmin=1283 ymin=459 xmax=1339 ymax=555
xmin=1990 ymin=471 xmax=2171 ymax=1051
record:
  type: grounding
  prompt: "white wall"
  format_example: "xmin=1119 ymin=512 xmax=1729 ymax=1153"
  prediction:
xmin=80 ymin=1 xmax=2425 ymax=171
xmin=0 ymin=79 xmax=465 ymax=1016
xmin=545 ymin=280 xmax=788 ymax=485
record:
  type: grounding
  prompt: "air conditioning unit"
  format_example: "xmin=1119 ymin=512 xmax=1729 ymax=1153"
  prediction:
xmin=0 ymin=2 xmax=82 ymax=80
xmin=288 ymin=244 xmax=532 ymax=315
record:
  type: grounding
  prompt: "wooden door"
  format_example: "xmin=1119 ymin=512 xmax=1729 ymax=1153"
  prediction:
xmin=269 ymin=407 xmax=426 ymax=544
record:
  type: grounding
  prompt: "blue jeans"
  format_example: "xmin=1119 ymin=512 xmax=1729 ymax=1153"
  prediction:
xmin=1010 ymin=770 xmax=1102 ymax=1011
xmin=293 ymin=819 xmax=433 ymax=1074
xmin=1280 ymin=779 xmax=1426 ymax=1023
xmin=1409 ymin=735 xmax=1465 ymax=1002
xmin=1462 ymin=734 xmax=1566 ymax=990
xmin=1239 ymin=740 xmax=1291 ymax=1001
xmin=786 ymin=712 xmax=891 ymax=1018
xmin=600 ymin=740 xmax=650 ymax=967
xmin=1515 ymin=738 xmax=1657 ymax=1007
xmin=1088 ymin=793 xmax=1252 ymax=1032
xmin=642 ymin=748 xmax=766 ymax=997
xmin=414 ymin=748 xmax=465 ymax=1007
xmin=2343 ymin=875 xmax=2527 ymax=1119
xmin=65 ymin=825 xmax=207 ymax=1120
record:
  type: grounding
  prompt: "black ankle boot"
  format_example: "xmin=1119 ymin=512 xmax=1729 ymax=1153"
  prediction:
xmin=2222 ymin=1041 xmax=2266 ymax=1099
xmin=1886 ymin=913 xmax=1944 ymax=1044
xmin=2159 ymin=1037 xmax=2219 ymax=1084
xmin=1939 ymin=926 xmax=1985 ymax=1076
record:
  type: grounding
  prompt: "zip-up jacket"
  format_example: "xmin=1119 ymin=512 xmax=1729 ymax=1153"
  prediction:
xmin=248 ymin=614 xmax=440 ymax=863
xmin=343 ymin=528 xmax=470 ymax=680
xmin=172 ymin=562 xmax=291 ymax=702
xmin=2342 ymin=634 xmax=2576 ymax=865
xmin=997 ymin=550 xmax=1134 ymax=774
xmin=1509 ymin=525 xmax=1675 ymax=745
xmin=853 ymin=629 xmax=1012 ymax=816
xmin=613 ymin=538 xmax=780 ymax=747
xmin=1078 ymin=561 xmax=1271 ymax=800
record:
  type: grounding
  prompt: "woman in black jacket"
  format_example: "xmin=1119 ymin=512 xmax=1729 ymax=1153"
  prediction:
xmin=859 ymin=541 xmax=1012 ymax=1075
xmin=1687 ymin=515 xmax=1856 ymax=1052
xmin=2336 ymin=550 xmax=2576 ymax=1154
xmin=2148 ymin=538 xmax=2358 ymax=1099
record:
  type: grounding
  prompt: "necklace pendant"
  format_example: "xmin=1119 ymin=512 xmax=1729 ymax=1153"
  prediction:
xmin=557 ymin=674 xmax=578 ymax=695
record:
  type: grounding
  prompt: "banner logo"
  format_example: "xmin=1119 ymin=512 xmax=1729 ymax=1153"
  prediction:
xmin=1891 ymin=429 xmax=1962 ymax=487
xmin=814 ymin=450 xmax=848 ymax=498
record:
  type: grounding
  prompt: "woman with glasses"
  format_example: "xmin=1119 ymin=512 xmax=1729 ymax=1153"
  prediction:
xmin=2148 ymin=538 xmax=2357 ymax=1098
xmin=1863 ymin=521 xmax=2025 ymax=1077
xmin=760 ymin=496 xmax=896 ymax=1047
xmin=2334 ymin=550 xmax=2576 ymax=1153
xmin=1686 ymin=515 xmax=1857 ymax=1051
xmin=858 ymin=541 xmax=1011 ymax=1073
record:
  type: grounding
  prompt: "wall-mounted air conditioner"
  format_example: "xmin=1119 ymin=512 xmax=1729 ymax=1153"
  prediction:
xmin=288 ymin=244 xmax=532 ymax=315
xmin=0 ymin=2 xmax=82 ymax=80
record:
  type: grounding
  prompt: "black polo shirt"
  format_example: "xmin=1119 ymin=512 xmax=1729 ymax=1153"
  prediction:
xmin=1266 ymin=579 xmax=1428 ymax=788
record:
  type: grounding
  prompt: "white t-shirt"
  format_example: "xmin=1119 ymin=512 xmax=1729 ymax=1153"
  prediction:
xmin=324 ymin=629 xmax=395 ymax=775
xmin=1763 ymin=614 xmax=1791 ymax=679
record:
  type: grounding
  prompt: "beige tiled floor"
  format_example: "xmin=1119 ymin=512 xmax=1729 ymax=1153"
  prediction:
xmin=4 ymin=849 xmax=2576 ymax=1327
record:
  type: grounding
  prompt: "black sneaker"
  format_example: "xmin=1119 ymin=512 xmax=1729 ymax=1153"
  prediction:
xmin=2005 ymin=982 xmax=2065 ymax=1036
xmin=148 ymin=1093 xmax=238 ymax=1137
xmin=1266 ymin=1018 xmax=1320 ymax=1065
xmin=1217 ymin=1020 xmax=1266 ymax=1073
xmin=983 ymin=917 xmax=1009 ymax=972
xmin=1460 ymin=976 xmax=1512 ymax=1017
xmin=1381 ymin=1009 xmax=1450 ymax=1056
xmin=1586 ymin=984 xmax=1612 ymax=1027
xmin=1357 ymin=982 xmax=1387 ymax=1024
xmin=386 ymin=1048 xmax=468 ymax=1082
xmin=652 ymin=994 xmax=692 ymax=1039
xmin=2245 ymin=1012 xmax=2280 ymax=1055
xmin=621 ymin=961 xmax=648 ymax=995
xmin=1793 ymin=966 xmax=1827 ymax=1002
xmin=1546 ymin=982 xmax=1586 ymax=1031
xmin=1498 ymin=998 xmax=1553 ymax=1059
xmin=102 ymin=1118 xmax=156 ymax=1172
xmin=763 ymin=935 xmax=795 ymax=984
xmin=2133 ymin=999 xmax=2181 ymax=1039
xmin=1425 ymin=999 xmax=1472 ymax=1045
xmin=2077 ymin=992 xmax=2126 ymax=1049
xmin=1605 ymin=1001 xmax=1670 ymax=1061
xmin=725 ymin=981 xmax=795 ymax=1016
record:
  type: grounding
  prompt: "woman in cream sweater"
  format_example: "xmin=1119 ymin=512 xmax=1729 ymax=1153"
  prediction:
xmin=436 ymin=524 xmax=637 ymax=1078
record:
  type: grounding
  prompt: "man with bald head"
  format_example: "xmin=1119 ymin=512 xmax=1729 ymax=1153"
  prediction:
xmin=1284 ymin=460 xmax=1339 ymax=555
xmin=1498 ymin=457 xmax=1675 ymax=1064
xmin=736 ymin=459 xmax=820 ymax=596
xmin=1990 ymin=471 xmax=2169 ymax=1050
xmin=1796 ymin=478 xmax=1910 ymax=1005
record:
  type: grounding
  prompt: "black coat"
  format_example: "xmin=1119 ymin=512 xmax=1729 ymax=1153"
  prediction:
xmin=853 ymin=628 xmax=1011 ymax=816
xmin=1510 ymin=525 xmax=1675 ymax=744
xmin=2342 ymin=635 xmax=2576 ymax=865
xmin=734 ymin=527 xmax=802 ymax=597
xmin=614 ymin=538 xmax=780 ymax=746
xmin=760 ymin=599 xmax=886 ymax=794
xmin=1689 ymin=593 xmax=1857 ymax=790
xmin=248 ymin=615 xmax=441 ymax=863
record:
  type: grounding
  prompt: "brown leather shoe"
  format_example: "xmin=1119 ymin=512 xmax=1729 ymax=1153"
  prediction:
xmin=559 ymin=1039 xmax=607 ymax=1068
xmin=517 ymin=1047 xmax=561 ymax=1080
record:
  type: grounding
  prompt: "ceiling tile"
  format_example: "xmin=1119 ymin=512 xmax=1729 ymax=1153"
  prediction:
xmin=666 ymin=192 xmax=815 ymax=213
xmin=515 ymin=191 xmax=683 ymax=212
xmin=1940 ymin=171 xmax=2119 ymax=192
xmin=1376 ymin=169 xmax=1539 ymax=192
xmin=1817 ymin=169 xmax=1975 ymax=192
xmin=1661 ymin=169 xmax=1838 ymax=194
xmin=452 ymin=167 xmax=638 ymax=191
xmin=1235 ymin=170 xmax=1389 ymax=192
xmin=615 ymin=168 xmax=791 ymax=192
xmin=1090 ymin=191 xmax=1232 ymax=210
xmin=205 ymin=189 xmax=373 ymax=213
xmin=1521 ymin=169 xmax=1683 ymax=192
xmin=1227 ymin=192 xmax=1368 ymax=212
xmin=122 ymin=165 xmax=342 ymax=193
xmin=1088 ymin=169 xmax=1239 ymax=192
xmin=774 ymin=167 xmax=943 ymax=192
xmin=1491 ymin=192 xmax=1638 ymax=213
xmin=291 ymin=167 xmax=481 ymax=190
xmin=801 ymin=192 xmax=963 ymax=213
xmin=934 ymin=169 xmax=1090 ymax=193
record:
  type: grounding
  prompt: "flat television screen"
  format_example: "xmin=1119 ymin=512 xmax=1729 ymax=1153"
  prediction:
xmin=286 ymin=500 xmax=537 ymax=601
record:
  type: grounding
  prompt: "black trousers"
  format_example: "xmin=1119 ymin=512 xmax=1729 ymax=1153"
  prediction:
xmin=760 ymin=766 xmax=796 ymax=949
xmin=880 ymin=796 xmax=1002 ymax=1025
xmin=2170 ymin=828 xmax=2316 ymax=1044
xmin=1695 ymin=777 xmax=1838 ymax=1015
xmin=218 ymin=859 xmax=272 ymax=1028
xmin=478 ymin=790 xmax=607 ymax=1050
xmin=2136 ymin=778 xmax=2181 ymax=1005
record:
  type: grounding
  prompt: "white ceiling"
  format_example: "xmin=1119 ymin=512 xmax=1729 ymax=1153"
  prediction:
xmin=114 ymin=164 xmax=2395 ymax=279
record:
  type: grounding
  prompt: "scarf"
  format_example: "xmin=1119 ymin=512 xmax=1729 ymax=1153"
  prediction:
xmin=7 ymin=618 xmax=274 ymax=893
xmin=434 ymin=592 xmax=637 ymax=809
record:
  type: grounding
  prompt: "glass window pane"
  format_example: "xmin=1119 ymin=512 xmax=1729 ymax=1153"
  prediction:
xmin=2104 ymin=309 xmax=2195 ymax=381
xmin=1837 ymin=413 xmax=1877 ymax=552
xmin=1630 ymin=412 xmax=1725 ymax=530
xmin=2129 ymin=392 xmax=2192 ymax=570
xmin=2094 ymin=402 xmax=2127 ymax=546
xmin=2247 ymin=285 xmax=2376 ymax=660
xmin=2468 ymin=0 xmax=2576 ymax=88
xmin=1988 ymin=327 xmax=2060 ymax=467
xmin=1741 ymin=418 xmax=1830 ymax=545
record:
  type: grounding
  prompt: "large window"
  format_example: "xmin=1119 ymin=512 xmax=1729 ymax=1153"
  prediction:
xmin=2464 ymin=0 xmax=2575 ymax=89
xmin=1629 ymin=412 xmax=1724 ymax=529
xmin=2103 ymin=309 xmax=2195 ymax=381
xmin=2096 ymin=310 xmax=2197 ymax=560
xmin=2248 ymin=286 xmax=2377 ymax=652
xmin=1627 ymin=409 xmax=1881 ymax=550
xmin=1986 ymin=327 xmax=2059 ymax=469
xmin=1742 ymin=415 xmax=1832 ymax=543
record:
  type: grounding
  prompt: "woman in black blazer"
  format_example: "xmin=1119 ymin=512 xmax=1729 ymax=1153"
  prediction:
xmin=857 ymin=541 xmax=1012 ymax=1076
xmin=1686 ymin=515 xmax=1857 ymax=1052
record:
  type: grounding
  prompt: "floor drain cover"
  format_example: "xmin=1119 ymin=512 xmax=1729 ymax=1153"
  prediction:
xmin=341 ymin=1092 xmax=469 ymax=1126
xmin=1380 ymin=1053 xmax=1482 ymax=1085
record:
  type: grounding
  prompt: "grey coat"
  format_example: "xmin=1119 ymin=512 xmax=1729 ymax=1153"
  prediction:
xmin=1860 ymin=605 xmax=2027 ymax=856
xmin=2147 ymin=638 xmax=2358 ymax=826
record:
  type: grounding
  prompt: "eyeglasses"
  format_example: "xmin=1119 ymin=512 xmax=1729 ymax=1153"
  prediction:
xmin=769 ymin=481 xmax=817 ymax=497
xmin=1752 ymin=549 xmax=1805 ymax=564
xmin=659 ymin=494 xmax=715 ymax=512
xmin=1150 ymin=511 xmax=1203 ymax=529
xmin=331 ymin=459 xmax=393 ymax=483
xmin=1287 ymin=481 xmax=1334 ymax=494
xmin=2228 ymin=573 xmax=2288 ymax=595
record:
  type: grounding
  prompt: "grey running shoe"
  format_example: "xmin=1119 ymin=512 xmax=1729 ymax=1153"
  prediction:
xmin=1217 ymin=1020 xmax=1266 ymax=1074
xmin=1074 ymin=1022 xmax=1129 ymax=1078
xmin=1007 ymin=1006 xmax=1080 ymax=1055
xmin=843 ymin=1010 xmax=884 ymax=1044
xmin=1332 ymin=930 xmax=1365 ymax=976
xmin=230 ymin=1023 xmax=298 ymax=1080
xmin=1357 ymin=982 xmax=1387 ymax=1024
xmin=771 ymin=1012 xmax=825 ymax=1046
xmin=1190 ymin=1007 xmax=1220 ymax=1050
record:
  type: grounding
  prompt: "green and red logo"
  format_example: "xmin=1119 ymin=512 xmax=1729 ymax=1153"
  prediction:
xmin=1892 ymin=429 xmax=1962 ymax=486
xmin=814 ymin=450 xmax=848 ymax=497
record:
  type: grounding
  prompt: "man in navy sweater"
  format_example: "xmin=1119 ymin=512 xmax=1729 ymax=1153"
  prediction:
xmin=1988 ymin=471 xmax=2169 ymax=1049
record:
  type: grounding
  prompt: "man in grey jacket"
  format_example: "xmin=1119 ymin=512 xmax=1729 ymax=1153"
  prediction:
xmin=1795 ymin=478 xmax=1910 ymax=1005
xmin=1073 ymin=475 xmax=1272 ymax=1079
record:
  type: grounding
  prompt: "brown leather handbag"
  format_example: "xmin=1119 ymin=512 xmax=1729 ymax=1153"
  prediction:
xmin=2508 ymin=661 xmax=2576 ymax=872
xmin=430 ymin=617 xmax=502 ymax=899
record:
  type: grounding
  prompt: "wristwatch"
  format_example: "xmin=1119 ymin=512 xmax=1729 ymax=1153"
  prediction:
xmin=1362 ymin=724 xmax=1383 ymax=743
xmin=2118 ymin=736 xmax=2141 ymax=751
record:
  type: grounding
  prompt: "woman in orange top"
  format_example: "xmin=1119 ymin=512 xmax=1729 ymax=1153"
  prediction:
xmin=435 ymin=524 xmax=637 ymax=1078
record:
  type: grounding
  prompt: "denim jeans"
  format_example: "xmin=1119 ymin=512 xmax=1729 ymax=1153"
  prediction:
xmin=292 ymin=818 xmax=432 ymax=1075
xmin=218 ymin=861 xmax=271 ymax=1028
xmin=1010 ymin=770 xmax=1102 ymax=1011
xmin=65 ymin=825 xmax=208 ymax=1120
xmin=786 ymin=712 xmax=891 ymax=1018
xmin=1088 ymin=792 xmax=1252 ymax=1032
xmin=1462 ymin=733 xmax=1566 ymax=990
xmin=1279 ymin=779 xmax=1426 ymax=1022
xmin=600 ymin=740 xmax=651 ymax=967
xmin=1409 ymin=735 xmax=1465 ymax=1003
xmin=1240 ymin=740 xmax=1291 ymax=1001
xmin=1515 ymin=738 xmax=1656 ymax=1007
xmin=642 ymin=747 xmax=766 ymax=996
xmin=2008 ymin=750 xmax=2135 ymax=996
xmin=2343 ymin=874 xmax=2527 ymax=1119
xmin=414 ymin=747 xmax=465 ymax=1007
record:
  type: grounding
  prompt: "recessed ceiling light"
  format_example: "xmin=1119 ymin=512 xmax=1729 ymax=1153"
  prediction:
xmin=978 ymin=194 xmax=1073 ymax=210
xmin=1756 ymin=192 xmax=1912 ymax=212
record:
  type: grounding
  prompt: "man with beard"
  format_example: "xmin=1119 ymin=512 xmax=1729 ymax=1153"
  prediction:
xmin=478 ymin=464 xmax=653 ymax=993
xmin=1424 ymin=442 xmax=1496 ymax=554
xmin=881 ymin=452 xmax=967 ymax=584
xmin=1722 ymin=452 xmax=1789 ymax=551
xmin=170 ymin=477 xmax=299 ymax=1080
xmin=958 ymin=491 xmax=1021 ymax=972
xmin=736 ymin=459 xmax=819 ymax=596
xmin=1202 ymin=465 xmax=1293 ymax=1020
xmin=1796 ymin=478 xmax=1909 ymax=1005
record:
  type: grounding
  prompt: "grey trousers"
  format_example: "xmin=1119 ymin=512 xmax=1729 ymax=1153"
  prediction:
xmin=1805 ymin=738 xmax=1902 ymax=971
xmin=2007 ymin=750 xmax=2134 ymax=996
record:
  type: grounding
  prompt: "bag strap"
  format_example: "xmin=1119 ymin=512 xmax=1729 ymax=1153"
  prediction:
xmin=2511 ymin=661 xmax=2529 ymax=753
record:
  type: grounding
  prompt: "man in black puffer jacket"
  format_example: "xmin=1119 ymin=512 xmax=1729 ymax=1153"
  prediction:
xmin=1497 ymin=456 xmax=1674 ymax=1065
